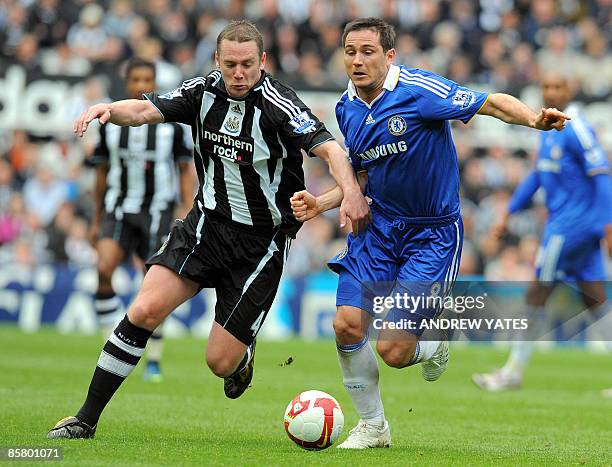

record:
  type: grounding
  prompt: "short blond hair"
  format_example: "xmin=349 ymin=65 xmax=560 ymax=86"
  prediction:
xmin=217 ymin=20 xmax=264 ymax=56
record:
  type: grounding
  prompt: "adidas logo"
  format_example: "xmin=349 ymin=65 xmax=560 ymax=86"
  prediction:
xmin=231 ymin=104 xmax=243 ymax=115
xmin=365 ymin=114 xmax=375 ymax=125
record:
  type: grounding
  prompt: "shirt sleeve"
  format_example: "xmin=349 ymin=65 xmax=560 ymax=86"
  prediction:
xmin=91 ymin=124 xmax=109 ymax=165
xmin=172 ymin=123 xmax=193 ymax=164
xmin=144 ymin=76 xmax=207 ymax=126
xmin=263 ymin=79 xmax=335 ymax=157
xmin=508 ymin=170 xmax=541 ymax=214
xmin=346 ymin=146 xmax=363 ymax=172
xmin=593 ymin=173 xmax=612 ymax=225
xmin=407 ymin=70 xmax=488 ymax=124
xmin=567 ymin=117 xmax=609 ymax=176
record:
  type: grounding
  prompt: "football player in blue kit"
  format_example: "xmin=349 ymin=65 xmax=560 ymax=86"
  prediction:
xmin=291 ymin=18 xmax=570 ymax=448
xmin=472 ymin=72 xmax=612 ymax=392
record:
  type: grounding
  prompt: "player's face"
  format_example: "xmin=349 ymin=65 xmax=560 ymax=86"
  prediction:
xmin=126 ymin=66 xmax=156 ymax=100
xmin=541 ymin=75 xmax=571 ymax=110
xmin=344 ymin=29 xmax=395 ymax=98
xmin=216 ymin=40 xmax=266 ymax=99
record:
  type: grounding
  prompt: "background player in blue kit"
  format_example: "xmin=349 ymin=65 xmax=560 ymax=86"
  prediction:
xmin=473 ymin=72 xmax=612 ymax=392
xmin=291 ymin=18 xmax=570 ymax=449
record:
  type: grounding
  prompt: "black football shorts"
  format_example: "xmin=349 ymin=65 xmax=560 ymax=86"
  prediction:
xmin=100 ymin=208 xmax=174 ymax=261
xmin=146 ymin=208 xmax=290 ymax=345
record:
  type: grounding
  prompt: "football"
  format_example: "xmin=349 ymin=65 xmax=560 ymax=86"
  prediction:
xmin=283 ymin=390 xmax=344 ymax=450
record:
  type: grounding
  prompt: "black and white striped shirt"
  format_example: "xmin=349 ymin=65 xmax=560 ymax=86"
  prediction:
xmin=92 ymin=122 xmax=192 ymax=215
xmin=144 ymin=70 xmax=334 ymax=236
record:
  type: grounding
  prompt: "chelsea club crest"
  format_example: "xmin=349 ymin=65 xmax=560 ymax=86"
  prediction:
xmin=388 ymin=115 xmax=407 ymax=136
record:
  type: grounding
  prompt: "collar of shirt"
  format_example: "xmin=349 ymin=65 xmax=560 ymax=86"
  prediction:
xmin=347 ymin=63 xmax=401 ymax=105
xmin=564 ymin=102 xmax=580 ymax=118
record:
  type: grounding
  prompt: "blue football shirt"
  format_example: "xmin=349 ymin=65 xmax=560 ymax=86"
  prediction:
xmin=536 ymin=103 xmax=610 ymax=232
xmin=336 ymin=64 xmax=488 ymax=224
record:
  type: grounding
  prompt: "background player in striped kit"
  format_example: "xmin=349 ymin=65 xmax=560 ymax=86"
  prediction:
xmin=90 ymin=57 xmax=195 ymax=382
xmin=47 ymin=21 xmax=369 ymax=439
xmin=472 ymin=71 xmax=612 ymax=392
xmin=291 ymin=18 xmax=571 ymax=449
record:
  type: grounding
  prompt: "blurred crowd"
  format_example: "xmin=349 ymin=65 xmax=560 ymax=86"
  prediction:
xmin=1 ymin=0 xmax=610 ymax=95
xmin=0 ymin=0 xmax=610 ymax=280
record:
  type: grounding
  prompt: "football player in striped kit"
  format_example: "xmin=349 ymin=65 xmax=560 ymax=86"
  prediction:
xmin=90 ymin=58 xmax=195 ymax=383
xmin=47 ymin=21 xmax=369 ymax=439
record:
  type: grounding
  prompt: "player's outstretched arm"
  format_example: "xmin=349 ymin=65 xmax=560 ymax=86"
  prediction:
xmin=311 ymin=140 xmax=371 ymax=234
xmin=292 ymin=173 xmax=368 ymax=225
xmin=74 ymin=100 xmax=163 ymax=137
xmin=491 ymin=170 xmax=541 ymax=238
xmin=477 ymin=93 xmax=570 ymax=131
xmin=291 ymin=186 xmax=343 ymax=223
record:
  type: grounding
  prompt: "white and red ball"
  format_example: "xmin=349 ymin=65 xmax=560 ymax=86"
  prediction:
xmin=283 ymin=390 xmax=344 ymax=450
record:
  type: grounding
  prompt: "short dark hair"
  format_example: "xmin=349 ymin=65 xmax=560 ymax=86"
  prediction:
xmin=217 ymin=20 xmax=264 ymax=57
xmin=342 ymin=18 xmax=396 ymax=52
xmin=126 ymin=57 xmax=156 ymax=78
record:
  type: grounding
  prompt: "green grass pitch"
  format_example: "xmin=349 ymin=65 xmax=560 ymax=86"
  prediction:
xmin=1 ymin=326 xmax=611 ymax=466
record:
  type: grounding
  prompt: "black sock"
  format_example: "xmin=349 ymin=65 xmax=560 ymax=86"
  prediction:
xmin=76 ymin=315 xmax=152 ymax=427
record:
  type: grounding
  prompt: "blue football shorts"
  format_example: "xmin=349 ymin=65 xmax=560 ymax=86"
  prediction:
xmin=328 ymin=207 xmax=464 ymax=336
xmin=535 ymin=228 xmax=606 ymax=282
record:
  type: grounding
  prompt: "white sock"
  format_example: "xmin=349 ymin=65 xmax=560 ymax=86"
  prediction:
xmin=505 ymin=341 xmax=535 ymax=375
xmin=337 ymin=338 xmax=385 ymax=426
xmin=99 ymin=310 xmax=123 ymax=340
xmin=96 ymin=294 xmax=124 ymax=339
xmin=147 ymin=326 xmax=164 ymax=362
xmin=410 ymin=340 xmax=440 ymax=365
xmin=504 ymin=306 xmax=547 ymax=375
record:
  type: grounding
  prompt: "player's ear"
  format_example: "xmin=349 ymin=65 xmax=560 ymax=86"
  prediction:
xmin=260 ymin=51 xmax=267 ymax=70
xmin=386 ymin=48 xmax=396 ymax=64
xmin=214 ymin=51 xmax=220 ymax=69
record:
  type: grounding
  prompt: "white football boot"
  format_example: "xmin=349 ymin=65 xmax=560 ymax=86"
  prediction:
xmin=421 ymin=340 xmax=449 ymax=382
xmin=337 ymin=420 xmax=391 ymax=449
xmin=472 ymin=368 xmax=522 ymax=391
